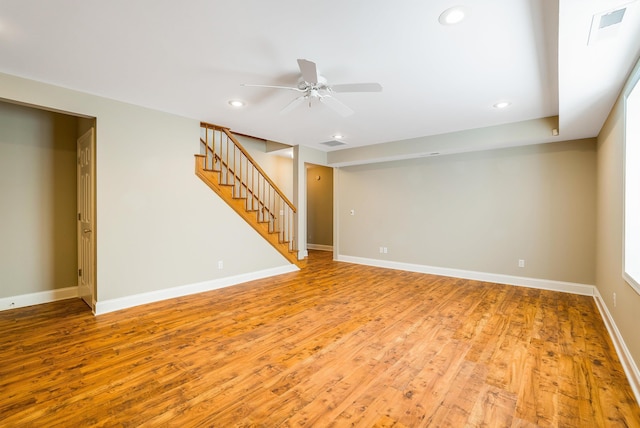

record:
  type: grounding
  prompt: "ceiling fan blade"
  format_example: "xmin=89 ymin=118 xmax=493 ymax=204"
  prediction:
xmin=331 ymin=83 xmax=383 ymax=93
xmin=280 ymin=95 xmax=307 ymax=114
xmin=320 ymin=95 xmax=354 ymax=117
xmin=297 ymin=59 xmax=318 ymax=84
xmin=241 ymin=83 xmax=302 ymax=91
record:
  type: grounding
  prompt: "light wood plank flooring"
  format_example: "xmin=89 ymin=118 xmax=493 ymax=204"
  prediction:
xmin=1 ymin=251 xmax=639 ymax=427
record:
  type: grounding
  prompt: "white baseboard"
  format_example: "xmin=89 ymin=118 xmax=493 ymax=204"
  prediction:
xmin=593 ymin=289 xmax=640 ymax=405
xmin=94 ymin=264 xmax=299 ymax=315
xmin=307 ymin=244 xmax=333 ymax=252
xmin=336 ymin=255 xmax=595 ymax=296
xmin=0 ymin=286 xmax=79 ymax=312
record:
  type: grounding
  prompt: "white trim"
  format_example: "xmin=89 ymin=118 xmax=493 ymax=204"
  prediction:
xmin=94 ymin=264 xmax=299 ymax=315
xmin=593 ymin=289 xmax=640 ymax=405
xmin=0 ymin=287 xmax=79 ymax=312
xmin=307 ymin=244 xmax=333 ymax=252
xmin=336 ymin=255 xmax=595 ymax=296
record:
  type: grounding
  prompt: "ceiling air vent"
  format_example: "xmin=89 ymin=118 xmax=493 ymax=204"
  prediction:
xmin=588 ymin=3 xmax=633 ymax=45
xmin=320 ymin=140 xmax=347 ymax=147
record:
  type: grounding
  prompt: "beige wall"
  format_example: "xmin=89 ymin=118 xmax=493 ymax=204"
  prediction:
xmin=596 ymin=60 xmax=640 ymax=369
xmin=0 ymin=72 xmax=290 ymax=303
xmin=336 ymin=139 xmax=596 ymax=284
xmin=0 ymin=101 xmax=78 ymax=297
xmin=306 ymin=165 xmax=333 ymax=246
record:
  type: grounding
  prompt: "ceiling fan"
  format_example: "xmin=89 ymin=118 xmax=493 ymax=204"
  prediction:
xmin=242 ymin=59 xmax=382 ymax=117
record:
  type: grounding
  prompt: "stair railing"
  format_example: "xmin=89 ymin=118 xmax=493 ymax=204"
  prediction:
xmin=200 ymin=122 xmax=297 ymax=254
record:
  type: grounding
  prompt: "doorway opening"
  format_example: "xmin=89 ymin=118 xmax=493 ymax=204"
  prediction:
xmin=0 ymin=100 xmax=96 ymax=312
xmin=306 ymin=163 xmax=334 ymax=254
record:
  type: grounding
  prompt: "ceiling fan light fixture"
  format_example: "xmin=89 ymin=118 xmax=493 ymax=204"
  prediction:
xmin=228 ymin=100 xmax=245 ymax=108
xmin=439 ymin=6 xmax=465 ymax=25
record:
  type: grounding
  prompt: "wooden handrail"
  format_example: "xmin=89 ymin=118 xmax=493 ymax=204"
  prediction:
xmin=201 ymin=122 xmax=296 ymax=213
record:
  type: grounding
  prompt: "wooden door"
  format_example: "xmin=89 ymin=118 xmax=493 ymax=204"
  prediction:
xmin=77 ymin=128 xmax=95 ymax=311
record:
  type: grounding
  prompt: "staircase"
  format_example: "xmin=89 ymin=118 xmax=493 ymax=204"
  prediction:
xmin=195 ymin=122 xmax=303 ymax=267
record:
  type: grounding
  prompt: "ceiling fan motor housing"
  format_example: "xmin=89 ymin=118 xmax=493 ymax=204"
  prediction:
xmin=298 ymin=75 xmax=329 ymax=94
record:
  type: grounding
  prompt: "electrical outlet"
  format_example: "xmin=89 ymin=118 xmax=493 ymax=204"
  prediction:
xmin=613 ymin=292 xmax=617 ymax=307
xmin=218 ymin=260 xmax=224 ymax=269
xmin=350 ymin=209 xmax=355 ymax=216
xmin=383 ymin=247 xmax=388 ymax=254
xmin=518 ymin=259 xmax=525 ymax=268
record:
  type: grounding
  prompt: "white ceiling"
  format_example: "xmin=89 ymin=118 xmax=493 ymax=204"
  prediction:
xmin=0 ymin=0 xmax=639 ymax=155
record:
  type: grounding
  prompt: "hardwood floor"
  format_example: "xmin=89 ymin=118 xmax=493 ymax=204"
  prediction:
xmin=1 ymin=251 xmax=639 ymax=427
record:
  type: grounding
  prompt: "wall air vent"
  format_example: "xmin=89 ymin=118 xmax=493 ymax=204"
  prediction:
xmin=599 ymin=8 xmax=626 ymax=28
xmin=588 ymin=2 xmax=634 ymax=45
xmin=320 ymin=140 xmax=347 ymax=147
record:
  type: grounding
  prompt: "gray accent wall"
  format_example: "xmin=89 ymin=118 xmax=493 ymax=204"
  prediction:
xmin=336 ymin=139 xmax=596 ymax=285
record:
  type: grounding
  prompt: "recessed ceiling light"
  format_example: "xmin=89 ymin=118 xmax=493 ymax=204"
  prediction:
xmin=228 ymin=100 xmax=245 ymax=108
xmin=333 ymin=134 xmax=344 ymax=139
xmin=493 ymin=101 xmax=511 ymax=109
xmin=439 ymin=6 xmax=465 ymax=25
